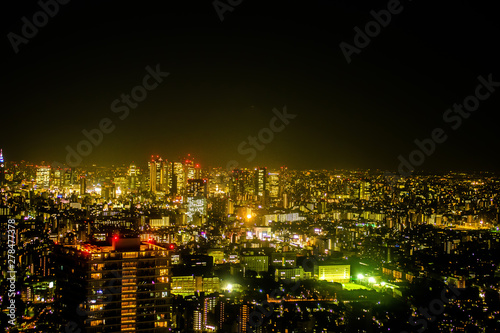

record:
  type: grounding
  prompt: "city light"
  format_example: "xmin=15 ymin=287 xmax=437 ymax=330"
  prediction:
xmin=1 ymin=1 xmax=498 ymax=331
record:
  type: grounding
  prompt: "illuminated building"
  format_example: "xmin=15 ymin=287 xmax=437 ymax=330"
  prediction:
xmin=193 ymin=309 xmax=202 ymax=332
xmin=170 ymin=276 xmax=220 ymax=296
xmin=171 ymin=162 xmax=185 ymax=195
xmin=36 ymin=165 xmax=51 ymax=188
xmin=183 ymin=154 xmax=200 ymax=180
xmin=101 ymin=180 xmax=116 ymax=201
xmin=128 ymin=163 xmax=138 ymax=190
xmin=315 ymin=264 xmax=350 ymax=283
xmin=149 ymin=156 xmax=167 ymax=193
xmin=53 ymin=168 xmax=63 ymax=188
xmin=240 ymin=252 xmax=268 ymax=275
xmin=203 ymin=296 xmax=217 ymax=330
xmin=254 ymin=167 xmax=267 ymax=198
xmin=271 ymin=252 xmax=297 ymax=267
xmin=187 ymin=179 xmax=208 ymax=198
xmin=230 ymin=169 xmax=254 ymax=201
xmin=279 ymin=166 xmax=290 ymax=207
xmin=359 ymin=181 xmax=371 ymax=200
xmin=55 ymin=237 xmax=172 ymax=332
xmin=63 ymin=167 xmax=73 ymax=186
xmin=187 ymin=196 xmax=207 ymax=224
xmin=268 ymin=171 xmax=279 ymax=200
xmin=239 ymin=304 xmax=249 ymax=333
xmin=275 ymin=267 xmax=310 ymax=282
xmin=218 ymin=301 xmax=226 ymax=331
xmin=207 ymin=248 xmax=225 ymax=264
xmin=0 ymin=149 xmax=5 ymax=186
xmin=149 ymin=216 xmax=170 ymax=228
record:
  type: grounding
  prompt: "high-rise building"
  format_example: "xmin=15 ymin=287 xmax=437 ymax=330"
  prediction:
xmin=0 ymin=149 xmax=5 ymax=186
xmin=230 ymin=169 xmax=254 ymax=201
xmin=128 ymin=163 xmax=138 ymax=190
xmin=187 ymin=179 xmax=208 ymax=198
xmin=193 ymin=308 xmax=202 ymax=332
xmin=36 ymin=165 xmax=51 ymax=188
xmin=63 ymin=168 xmax=73 ymax=186
xmin=239 ymin=304 xmax=249 ymax=333
xmin=359 ymin=181 xmax=371 ymax=200
xmin=268 ymin=171 xmax=279 ymax=199
xmin=183 ymin=154 xmax=200 ymax=180
xmin=55 ymin=237 xmax=172 ymax=332
xmin=187 ymin=196 xmax=207 ymax=224
xmin=254 ymin=167 xmax=267 ymax=204
xmin=149 ymin=156 xmax=167 ymax=193
xmin=171 ymin=162 xmax=185 ymax=196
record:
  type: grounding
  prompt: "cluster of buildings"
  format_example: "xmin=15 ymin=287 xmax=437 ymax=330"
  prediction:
xmin=1 ymin=149 xmax=500 ymax=332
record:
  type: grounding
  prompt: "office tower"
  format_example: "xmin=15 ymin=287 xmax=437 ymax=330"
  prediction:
xmin=53 ymin=167 xmax=64 ymax=188
xmin=128 ymin=163 xmax=138 ymax=190
xmin=267 ymin=172 xmax=279 ymax=198
xmin=230 ymin=169 xmax=254 ymax=201
xmin=254 ymin=167 xmax=267 ymax=202
xmin=187 ymin=179 xmax=208 ymax=198
xmin=193 ymin=308 xmax=203 ymax=332
xmin=149 ymin=156 xmax=167 ymax=193
xmin=171 ymin=162 xmax=185 ymax=196
xmin=183 ymin=154 xmax=200 ymax=180
xmin=0 ymin=149 xmax=4 ymax=186
xmin=63 ymin=168 xmax=73 ymax=186
xmin=55 ymin=237 xmax=172 ymax=332
xmin=187 ymin=196 xmax=207 ymax=224
xmin=279 ymin=166 xmax=290 ymax=207
xmin=36 ymin=165 xmax=51 ymax=188
xmin=240 ymin=251 xmax=268 ymax=275
xmin=359 ymin=180 xmax=371 ymax=200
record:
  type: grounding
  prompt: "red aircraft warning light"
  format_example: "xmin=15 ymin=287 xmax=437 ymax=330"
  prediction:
xmin=169 ymin=244 xmax=175 ymax=250
xmin=113 ymin=235 xmax=119 ymax=241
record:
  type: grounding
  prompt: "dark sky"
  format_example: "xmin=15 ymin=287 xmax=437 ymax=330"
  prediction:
xmin=1 ymin=0 xmax=499 ymax=172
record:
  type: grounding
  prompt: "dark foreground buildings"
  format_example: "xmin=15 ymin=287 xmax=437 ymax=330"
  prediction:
xmin=55 ymin=237 xmax=172 ymax=332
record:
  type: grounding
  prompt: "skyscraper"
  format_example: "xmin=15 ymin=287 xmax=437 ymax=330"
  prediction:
xmin=187 ymin=179 xmax=208 ymax=198
xmin=254 ymin=167 xmax=267 ymax=203
xmin=128 ymin=163 xmax=138 ymax=190
xmin=55 ymin=237 xmax=172 ymax=332
xmin=149 ymin=156 xmax=167 ymax=193
xmin=171 ymin=162 xmax=185 ymax=196
xmin=36 ymin=165 xmax=51 ymax=188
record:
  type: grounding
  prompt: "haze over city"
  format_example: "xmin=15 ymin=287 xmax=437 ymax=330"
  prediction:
xmin=1 ymin=1 xmax=500 ymax=332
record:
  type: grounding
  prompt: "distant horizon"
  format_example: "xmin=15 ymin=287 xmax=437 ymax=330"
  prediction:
xmin=1 ymin=154 xmax=498 ymax=176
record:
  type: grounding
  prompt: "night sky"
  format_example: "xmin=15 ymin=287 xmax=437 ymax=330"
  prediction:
xmin=2 ymin=0 xmax=499 ymax=172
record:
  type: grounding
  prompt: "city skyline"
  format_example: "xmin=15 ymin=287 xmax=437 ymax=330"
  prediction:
xmin=2 ymin=1 xmax=500 ymax=332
